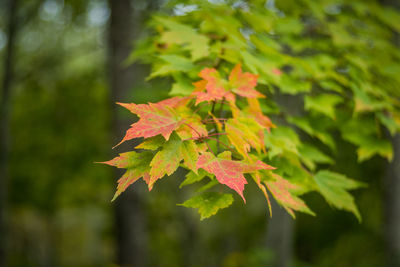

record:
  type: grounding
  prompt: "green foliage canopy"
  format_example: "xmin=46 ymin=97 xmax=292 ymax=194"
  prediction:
xmin=105 ymin=0 xmax=400 ymax=221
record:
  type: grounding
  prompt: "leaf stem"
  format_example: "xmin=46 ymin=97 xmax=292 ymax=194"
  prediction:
xmin=207 ymin=132 xmax=226 ymax=137
xmin=208 ymin=137 xmax=235 ymax=154
xmin=182 ymin=121 xmax=202 ymax=138
xmin=202 ymin=118 xmax=227 ymax=122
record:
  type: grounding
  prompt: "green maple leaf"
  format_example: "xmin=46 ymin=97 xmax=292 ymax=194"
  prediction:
xmin=149 ymin=133 xmax=184 ymax=188
xmin=152 ymin=55 xmax=196 ymax=77
xmin=299 ymin=143 xmax=334 ymax=171
xmin=180 ymin=140 xmax=199 ymax=173
xmin=340 ymin=117 xmax=393 ymax=161
xmin=136 ymin=135 xmax=165 ymax=150
xmin=305 ymin=94 xmax=343 ymax=119
xmin=314 ymin=170 xmax=366 ymax=221
xmin=180 ymin=192 xmax=234 ymax=220
xmin=149 ymin=133 xmax=201 ymax=188
xmin=156 ymin=17 xmax=210 ymax=61
xmin=180 ymin=169 xmax=208 ymax=188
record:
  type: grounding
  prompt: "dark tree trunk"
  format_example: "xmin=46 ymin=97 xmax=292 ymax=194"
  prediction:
xmin=385 ymin=134 xmax=400 ymax=267
xmin=265 ymin=94 xmax=304 ymax=267
xmin=108 ymin=1 xmax=144 ymax=266
xmin=379 ymin=1 xmax=400 ymax=267
xmin=381 ymin=0 xmax=400 ymax=8
xmin=266 ymin=198 xmax=294 ymax=267
xmin=0 ymin=0 xmax=18 ymax=266
xmin=108 ymin=0 xmax=158 ymax=266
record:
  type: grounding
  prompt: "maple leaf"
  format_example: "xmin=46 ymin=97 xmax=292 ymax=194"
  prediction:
xmin=229 ymin=64 xmax=265 ymax=98
xmin=135 ymin=135 xmax=165 ymax=150
xmin=264 ymin=174 xmax=314 ymax=218
xmin=149 ymin=134 xmax=183 ymax=188
xmin=115 ymin=101 xmax=183 ymax=147
xmin=242 ymin=98 xmax=275 ymax=153
xmin=180 ymin=192 xmax=234 ymax=220
xmin=156 ymin=17 xmax=210 ymax=61
xmin=225 ymin=117 xmax=265 ymax=158
xmin=252 ymin=172 xmax=272 ymax=216
xmin=175 ymin=106 xmax=208 ymax=139
xmin=180 ymin=169 xmax=208 ymax=188
xmin=192 ymin=68 xmax=235 ymax=105
xmin=120 ymin=96 xmax=189 ymax=112
xmin=150 ymin=55 xmax=196 ymax=78
xmin=157 ymin=96 xmax=191 ymax=108
xmin=99 ymin=151 xmax=154 ymax=200
xmin=148 ymin=134 xmax=201 ymax=188
xmin=180 ymin=140 xmax=199 ymax=173
xmin=177 ymin=121 xmax=208 ymax=140
xmin=246 ymin=98 xmax=275 ymax=131
xmin=193 ymin=79 xmax=207 ymax=92
xmin=314 ymin=170 xmax=366 ymax=221
xmin=196 ymin=151 xmax=274 ymax=202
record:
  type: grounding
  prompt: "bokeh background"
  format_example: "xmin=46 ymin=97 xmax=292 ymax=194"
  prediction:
xmin=0 ymin=0 xmax=399 ymax=266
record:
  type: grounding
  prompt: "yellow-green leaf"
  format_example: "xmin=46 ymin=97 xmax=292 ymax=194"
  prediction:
xmin=305 ymin=94 xmax=343 ymax=119
xmin=149 ymin=134 xmax=183 ymax=188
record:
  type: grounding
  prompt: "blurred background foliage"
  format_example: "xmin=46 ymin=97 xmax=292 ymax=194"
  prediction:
xmin=0 ymin=0 xmax=399 ymax=266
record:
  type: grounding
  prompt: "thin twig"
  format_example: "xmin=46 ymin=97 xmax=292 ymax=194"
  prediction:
xmin=207 ymin=132 xmax=226 ymax=137
xmin=219 ymin=99 xmax=225 ymax=118
xmin=209 ymin=100 xmax=221 ymax=151
xmin=204 ymin=139 xmax=215 ymax=154
xmin=202 ymin=120 xmax=226 ymax=125
xmin=208 ymin=137 xmax=235 ymax=154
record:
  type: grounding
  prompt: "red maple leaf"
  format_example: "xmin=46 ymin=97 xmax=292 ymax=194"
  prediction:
xmin=192 ymin=68 xmax=235 ymax=105
xmin=119 ymin=96 xmax=189 ymax=112
xmin=229 ymin=64 xmax=265 ymax=98
xmin=196 ymin=152 xmax=274 ymax=202
xmin=115 ymin=101 xmax=182 ymax=147
xmin=157 ymin=96 xmax=191 ymax=108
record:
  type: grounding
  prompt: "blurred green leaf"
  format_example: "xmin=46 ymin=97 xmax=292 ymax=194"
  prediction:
xmin=314 ymin=171 xmax=366 ymax=221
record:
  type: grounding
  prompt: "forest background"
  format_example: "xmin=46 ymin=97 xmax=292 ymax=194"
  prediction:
xmin=0 ymin=0 xmax=399 ymax=266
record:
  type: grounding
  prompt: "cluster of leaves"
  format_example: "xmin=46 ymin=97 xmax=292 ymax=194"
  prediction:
xmin=103 ymin=64 xmax=358 ymax=220
xmin=103 ymin=65 xmax=281 ymax=218
xmin=103 ymin=0 xmax=400 ymax=220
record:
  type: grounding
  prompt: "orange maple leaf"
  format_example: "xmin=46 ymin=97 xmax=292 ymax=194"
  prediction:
xmin=229 ymin=64 xmax=265 ymax=98
xmin=115 ymin=101 xmax=183 ymax=147
xmin=192 ymin=68 xmax=235 ymax=105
